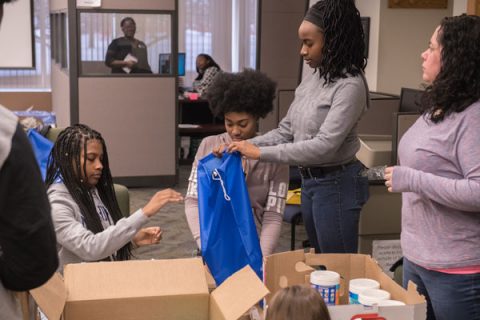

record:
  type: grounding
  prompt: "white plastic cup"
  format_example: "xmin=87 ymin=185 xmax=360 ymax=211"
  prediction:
xmin=377 ymin=299 xmax=406 ymax=306
xmin=358 ymin=288 xmax=391 ymax=306
xmin=310 ymin=270 xmax=340 ymax=306
xmin=349 ymin=278 xmax=380 ymax=304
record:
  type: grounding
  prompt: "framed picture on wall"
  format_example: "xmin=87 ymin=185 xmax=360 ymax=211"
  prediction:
xmin=0 ymin=0 xmax=35 ymax=68
xmin=388 ymin=0 xmax=448 ymax=9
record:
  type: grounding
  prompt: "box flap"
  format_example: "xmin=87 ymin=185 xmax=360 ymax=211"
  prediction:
xmin=205 ymin=265 xmax=217 ymax=292
xmin=264 ymin=250 xmax=313 ymax=304
xmin=64 ymin=258 xmax=208 ymax=301
xmin=209 ymin=266 xmax=269 ymax=320
xmin=405 ymin=281 xmax=426 ymax=304
xmin=30 ymin=273 xmax=67 ymax=320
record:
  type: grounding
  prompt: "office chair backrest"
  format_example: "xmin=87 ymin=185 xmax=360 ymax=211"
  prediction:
xmin=399 ymin=87 xmax=424 ymax=113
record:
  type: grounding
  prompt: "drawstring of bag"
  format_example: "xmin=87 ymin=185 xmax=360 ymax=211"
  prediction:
xmin=212 ymin=169 xmax=231 ymax=201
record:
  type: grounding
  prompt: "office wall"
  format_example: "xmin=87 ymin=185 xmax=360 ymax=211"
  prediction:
xmin=357 ymin=0 xmax=453 ymax=94
xmin=257 ymin=0 xmax=306 ymax=133
xmin=0 ymin=92 xmax=51 ymax=110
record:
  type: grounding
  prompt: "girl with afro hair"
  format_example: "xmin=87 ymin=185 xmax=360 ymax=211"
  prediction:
xmin=185 ymin=69 xmax=289 ymax=256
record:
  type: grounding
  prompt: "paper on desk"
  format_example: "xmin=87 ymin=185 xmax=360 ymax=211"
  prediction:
xmin=122 ymin=53 xmax=138 ymax=74
xmin=178 ymin=124 xmax=200 ymax=128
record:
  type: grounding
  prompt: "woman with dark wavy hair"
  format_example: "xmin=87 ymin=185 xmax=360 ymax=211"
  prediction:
xmin=219 ymin=0 xmax=370 ymax=254
xmin=185 ymin=69 xmax=289 ymax=256
xmin=384 ymin=15 xmax=480 ymax=320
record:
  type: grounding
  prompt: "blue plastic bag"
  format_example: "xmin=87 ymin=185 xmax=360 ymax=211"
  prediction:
xmin=26 ymin=129 xmax=53 ymax=181
xmin=197 ymin=152 xmax=263 ymax=285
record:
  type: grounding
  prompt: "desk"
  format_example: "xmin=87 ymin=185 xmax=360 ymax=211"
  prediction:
xmin=178 ymin=99 xmax=225 ymax=164
xmin=179 ymin=98 xmax=223 ymax=125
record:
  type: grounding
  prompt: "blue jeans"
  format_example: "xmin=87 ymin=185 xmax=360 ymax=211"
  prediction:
xmin=403 ymin=258 xmax=480 ymax=320
xmin=300 ymin=160 xmax=368 ymax=253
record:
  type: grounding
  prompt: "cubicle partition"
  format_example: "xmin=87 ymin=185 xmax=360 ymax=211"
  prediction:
xmin=50 ymin=0 xmax=178 ymax=187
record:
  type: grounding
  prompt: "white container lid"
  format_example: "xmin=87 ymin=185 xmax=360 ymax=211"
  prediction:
xmin=377 ymin=299 xmax=406 ymax=306
xmin=310 ymin=270 xmax=340 ymax=286
xmin=358 ymin=288 xmax=391 ymax=306
xmin=349 ymin=278 xmax=380 ymax=294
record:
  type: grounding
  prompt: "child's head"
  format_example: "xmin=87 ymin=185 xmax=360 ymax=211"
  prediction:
xmin=46 ymin=124 xmax=131 ymax=260
xmin=205 ymin=69 xmax=276 ymax=141
xmin=266 ymin=285 xmax=331 ymax=320
xmin=47 ymin=124 xmax=110 ymax=188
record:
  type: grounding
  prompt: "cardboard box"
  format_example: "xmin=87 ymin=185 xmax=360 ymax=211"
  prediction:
xmin=264 ymin=250 xmax=426 ymax=320
xmin=31 ymin=258 xmax=269 ymax=320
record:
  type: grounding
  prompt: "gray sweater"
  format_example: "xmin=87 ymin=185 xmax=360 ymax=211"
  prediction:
xmin=48 ymin=183 xmax=148 ymax=272
xmin=250 ymin=70 xmax=369 ymax=166
xmin=393 ymin=102 xmax=480 ymax=269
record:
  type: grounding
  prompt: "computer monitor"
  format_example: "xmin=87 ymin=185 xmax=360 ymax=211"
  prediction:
xmin=158 ymin=52 xmax=186 ymax=76
xmin=399 ymin=87 xmax=424 ymax=113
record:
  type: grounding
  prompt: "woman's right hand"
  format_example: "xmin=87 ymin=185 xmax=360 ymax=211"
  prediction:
xmin=142 ymin=188 xmax=184 ymax=217
xmin=212 ymin=143 xmax=228 ymax=157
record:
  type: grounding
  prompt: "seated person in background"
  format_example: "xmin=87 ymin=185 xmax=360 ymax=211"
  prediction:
xmin=105 ymin=17 xmax=152 ymax=74
xmin=266 ymin=285 xmax=331 ymax=320
xmin=45 ymin=124 xmax=183 ymax=271
xmin=185 ymin=69 xmax=289 ymax=257
xmin=192 ymin=53 xmax=221 ymax=96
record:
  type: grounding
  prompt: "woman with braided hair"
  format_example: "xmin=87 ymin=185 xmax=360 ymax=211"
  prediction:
xmin=217 ymin=0 xmax=370 ymax=254
xmin=46 ymin=124 xmax=183 ymax=271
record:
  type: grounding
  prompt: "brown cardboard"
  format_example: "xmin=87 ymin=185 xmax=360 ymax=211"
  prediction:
xmin=264 ymin=250 xmax=426 ymax=320
xmin=31 ymin=258 xmax=268 ymax=320
xmin=263 ymin=249 xmax=314 ymax=304
xmin=30 ymin=273 xmax=66 ymax=320
xmin=210 ymin=266 xmax=269 ymax=320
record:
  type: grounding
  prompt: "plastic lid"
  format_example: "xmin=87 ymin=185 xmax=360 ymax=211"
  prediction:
xmin=377 ymin=299 xmax=406 ymax=306
xmin=358 ymin=288 xmax=391 ymax=306
xmin=349 ymin=278 xmax=380 ymax=294
xmin=310 ymin=270 xmax=340 ymax=286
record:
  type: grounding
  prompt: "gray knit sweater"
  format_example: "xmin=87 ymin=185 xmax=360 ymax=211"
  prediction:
xmin=393 ymin=102 xmax=480 ymax=269
xmin=250 ymin=69 xmax=369 ymax=166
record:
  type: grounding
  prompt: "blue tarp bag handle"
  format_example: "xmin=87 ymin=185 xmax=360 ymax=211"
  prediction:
xmin=197 ymin=152 xmax=263 ymax=285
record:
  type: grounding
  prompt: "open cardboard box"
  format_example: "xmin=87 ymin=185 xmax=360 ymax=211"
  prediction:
xmin=30 ymin=258 xmax=268 ymax=320
xmin=264 ymin=250 xmax=426 ymax=320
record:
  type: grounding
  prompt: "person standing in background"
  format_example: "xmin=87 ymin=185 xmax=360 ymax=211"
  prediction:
xmin=192 ymin=53 xmax=221 ymax=97
xmin=185 ymin=69 xmax=289 ymax=257
xmin=218 ymin=0 xmax=370 ymax=254
xmin=105 ymin=17 xmax=152 ymax=74
xmin=384 ymin=15 xmax=480 ymax=320
xmin=1 ymin=4 xmax=58 ymax=320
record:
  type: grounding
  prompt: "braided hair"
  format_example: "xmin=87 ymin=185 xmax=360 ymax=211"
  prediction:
xmin=305 ymin=0 xmax=366 ymax=84
xmin=195 ymin=53 xmax=221 ymax=81
xmin=420 ymin=15 xmax=480 ymax=123
xmin=45 ymin=124 xmax=131 ymax=261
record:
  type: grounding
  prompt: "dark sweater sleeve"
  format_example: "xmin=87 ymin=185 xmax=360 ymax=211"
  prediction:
xmin=0 ymin=124 xmax=58 ymax=291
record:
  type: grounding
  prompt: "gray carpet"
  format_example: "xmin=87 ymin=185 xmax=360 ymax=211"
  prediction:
xmin=130 ymin=165 xmax=308 ymax=260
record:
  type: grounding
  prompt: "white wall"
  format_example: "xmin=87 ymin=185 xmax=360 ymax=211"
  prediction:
xmin=357 ymin=0 xmax=453 ymax=94
xmin=356 ymin=1 xmax=381 ymax=92
xmin=453 ymin=0 xmax=468 ymax=15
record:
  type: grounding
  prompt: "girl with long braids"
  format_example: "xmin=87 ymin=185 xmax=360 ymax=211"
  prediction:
xmin=46 ymin=124 xmax=183 ymax=271
xmin=218 ymin=0 xmax=370 ymax=254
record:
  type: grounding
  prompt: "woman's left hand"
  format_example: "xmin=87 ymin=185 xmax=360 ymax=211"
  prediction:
xmin=384 ymin=166 xmax=394 ymax=192
xmin=133 ymin=226 xmax=162 ymax=247
xmin=227 ymin=141 xmax=260 ymax=160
